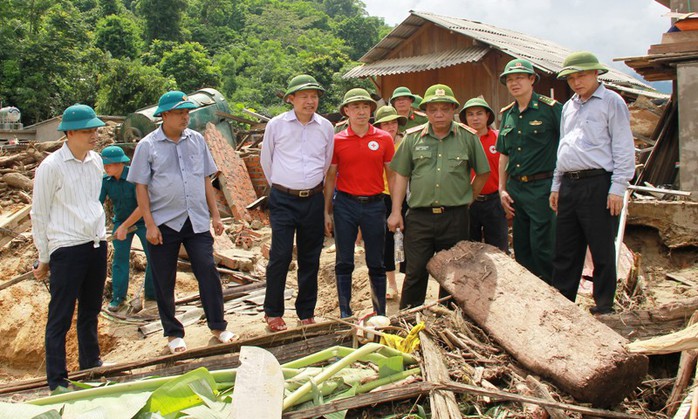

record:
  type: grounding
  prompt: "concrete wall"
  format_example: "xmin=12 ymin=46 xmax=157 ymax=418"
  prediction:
xmin=677 ymin=62 xmax=698 ymax=201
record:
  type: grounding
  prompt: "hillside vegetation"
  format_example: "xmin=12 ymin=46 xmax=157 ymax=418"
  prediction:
xmin=0 ymin=0 xmax=388 ymax=124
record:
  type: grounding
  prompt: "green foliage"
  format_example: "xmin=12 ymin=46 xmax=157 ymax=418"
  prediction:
xmin=95 ymin=59 xmax=175 ymax=115
xmin=136 ymin=0 xmax=187 ymax=42
xmin=95 ymin=14 xmax=142 ymax=58
xmin=159 ymin=42 xmax=221 ymax=92
xmin=98 ymin=0 xmax=124 ymax=17
xmin=0 ymin=0 xmax=391 ymax=124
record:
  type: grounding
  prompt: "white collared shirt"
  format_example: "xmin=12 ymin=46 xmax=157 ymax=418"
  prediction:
xmin=31 ymin=143 xmax=106 ymax=262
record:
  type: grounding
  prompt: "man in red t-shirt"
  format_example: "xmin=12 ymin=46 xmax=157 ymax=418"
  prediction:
xmin=324 ymin=88 xmax=395 ymax=318
xmin=459 ymin=98 xmax=509 ymax=253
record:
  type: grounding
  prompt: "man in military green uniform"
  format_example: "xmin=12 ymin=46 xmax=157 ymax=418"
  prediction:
xmin=496 ymin=59 xmax=562 ymax=283
xmin=389 ymin=87 xmax=428 ymax=130
xmin=388 ymin=84 xmax=490 ymax=309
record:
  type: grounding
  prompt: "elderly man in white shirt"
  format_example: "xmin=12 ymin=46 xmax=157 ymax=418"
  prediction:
xmin=260 ymin=74 xmax=334 ymax=332
xmin=32 ymin=104 xmax=108 ymax=394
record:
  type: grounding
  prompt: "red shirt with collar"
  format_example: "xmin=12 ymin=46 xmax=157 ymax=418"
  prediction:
xmin=332 ymin=125 xmax=395 ymax=196
xmin=471 ymin=128 xmax=500 ymax=195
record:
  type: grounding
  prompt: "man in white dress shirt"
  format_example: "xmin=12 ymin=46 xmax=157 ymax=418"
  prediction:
xmin=260 ymin=74 xmax=334 ymax=332
xmin=32 ymin=104 xmax=108 ymax=394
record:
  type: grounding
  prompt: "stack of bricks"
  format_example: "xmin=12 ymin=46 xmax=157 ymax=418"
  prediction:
xmin=204 ymin=123 xmax=269 ymax=225
xmin=242 ymin=153 xmax=268 ymax=198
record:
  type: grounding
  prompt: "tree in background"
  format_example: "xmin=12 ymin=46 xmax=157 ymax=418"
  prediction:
xmin=95 ymin=14 xmax=142 ymax=59
xmin=96 ymin=59 xmax=176 ymax=115
xmin=334 ymin=15 xmax=383 ymax=61
xmin=322 ymin=0 xmax=363 ymax=19
xmin=98 ymin=0 xmax=124 ymax=17
xmin=136 ymin=0 xmax=187 ymax=42
xmin=159 ymin=42 xmax=221 ymax=93
xmin=12 ymin=2 xmax=107 ymax=123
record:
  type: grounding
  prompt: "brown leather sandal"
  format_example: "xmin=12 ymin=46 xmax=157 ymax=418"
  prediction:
xmin=265 ymin=315 xmax=287 ymax=332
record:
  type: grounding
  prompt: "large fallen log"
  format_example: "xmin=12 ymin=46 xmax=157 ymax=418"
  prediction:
xmin=596 ymin=296 xmax=698 ymax=340
xmin=426 ymin=241 xmax=649 ymax=407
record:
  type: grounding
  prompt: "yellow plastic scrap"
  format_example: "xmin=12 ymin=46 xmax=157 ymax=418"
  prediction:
xmin=380 ymin=322 xmax=426 ymax=353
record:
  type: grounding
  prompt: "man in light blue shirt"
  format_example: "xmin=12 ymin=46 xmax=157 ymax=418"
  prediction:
xmin=128 ymin=91 xmax=235 ymax=353
xmin=260 ymin=74 xmax=334 ymax=332
xmin=549 ymin=52 xmax=635 ymax=315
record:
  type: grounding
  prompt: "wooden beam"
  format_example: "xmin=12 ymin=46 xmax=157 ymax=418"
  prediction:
xmin=282 ymin=381 xmax=436 ymax=419
xmin=419 ymin=332 xmax=462 ymax=418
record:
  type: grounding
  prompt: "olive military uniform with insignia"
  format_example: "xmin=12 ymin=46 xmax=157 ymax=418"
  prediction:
xmin=390 ymin=84 xmax=490 ymax=309
xmin=496 ymin=92 xmax=562 ymax=283
xmin=389 ymin=87 xmax=429 ymax=130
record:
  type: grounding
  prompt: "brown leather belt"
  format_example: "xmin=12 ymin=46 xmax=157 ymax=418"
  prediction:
xmin=474 ymin=191 xmax=499 ymax=202
xmin=563 ymin=169 xmax=610 ymax=180
xmin=413 ymin=205 xmax=467 ymax=214
xmin=511 ymin=171 xmax=553 ymax=183
xmin=272 ymin=183 xmax=323 ymax=198
xmin=337 ymin=190 xmax=383 ymax=203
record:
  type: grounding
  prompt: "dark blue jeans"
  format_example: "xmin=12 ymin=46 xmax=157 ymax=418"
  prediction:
xmin=264 ymin=188 xmax=324 ymax=319
xmin=148 ymin=218 xmax=227 ymax=338
xmin=333 ymin=191 xmax=386 ymax=317
xmin=46 ymin=241 xmax=107 ymax=390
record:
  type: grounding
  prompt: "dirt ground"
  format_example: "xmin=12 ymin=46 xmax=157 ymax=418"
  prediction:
xmin=0 ymin=223 xmax=442 ymax=388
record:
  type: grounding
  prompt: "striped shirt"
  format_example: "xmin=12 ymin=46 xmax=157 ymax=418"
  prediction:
xmin=31 ymin=143 xmax=107 ymax=263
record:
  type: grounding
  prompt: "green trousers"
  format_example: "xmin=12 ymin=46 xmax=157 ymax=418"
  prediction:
xmin=507 ymin=178 xmax=556 ymax=283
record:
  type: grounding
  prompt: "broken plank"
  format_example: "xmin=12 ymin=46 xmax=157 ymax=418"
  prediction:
xmin=0 ymin=271 xmax=34 ymax=292
xmin=427 ymin=241 xmax=648 ymax=407
xmin=597 ymin=296 xmax=698 ymax=340
xmin=525 ymin=375 xmax=567 ymax=419
xmin=0 ymin=205 xmax=31 ymax=248
xmin=282 ymin=381 xmax=437 ymax=419
xmin=419 ymin=332 xmax=461 ymax=419
xmin=139 ymin=308 xmax=204 ymax=336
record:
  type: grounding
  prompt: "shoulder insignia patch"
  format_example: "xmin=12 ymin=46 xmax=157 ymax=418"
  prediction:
xmin=456 ymin=122 xmax=477 ymax=135
xmin=538 ymin=95 xmax=558 ymax=106
xmin=335 ymin=119 xmax=348 ymax=127
xmin=413 ymin=110 xmax=426 ymax=117
xmin=405 ymin=123 xmax=427 ymax=135
xmin=499 ymin=101 xmax=515 ymax=113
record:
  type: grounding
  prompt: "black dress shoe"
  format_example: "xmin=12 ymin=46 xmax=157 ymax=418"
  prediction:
xmin=590 ymin=306 xmax=615 ymax=315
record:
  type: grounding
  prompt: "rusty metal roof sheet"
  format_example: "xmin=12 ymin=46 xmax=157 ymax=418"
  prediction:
xmin=348 ymin=11 xmax=652 ymax=90
xmin=344 ymin=46 xmax=490 ymax=78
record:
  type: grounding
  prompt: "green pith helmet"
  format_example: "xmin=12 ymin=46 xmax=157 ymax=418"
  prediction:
xmin=499 ymin=59 xmax=540 ymax=85
xmin=419 ymin=84 xmax=460 ymax=110
xmin=557 ymin=51 xmax=609 ymax=79
xmin=412 ymin=95 xmax=423 ymax=109
xmin=339 ymin=88 xmax=377 ymax=117
xmin=57 ymin=104 xmax=105 ymax=131
xmin=153 ymin=91 xmax=198 ymax=117
xmin=101 ymin=145 xmax=130 ymax=164
xmin=459 ymin=97 xmax=495 ymax=126
xmin=389 ymin=86 xmax=416 ymax=104
xmin=283 ymin=74 xmax=325 ymax=102
xmin=373 ymin=105 xmax=407 ymax=126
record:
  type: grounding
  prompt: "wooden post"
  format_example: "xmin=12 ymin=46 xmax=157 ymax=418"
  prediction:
xmin=426 ymin=241 xmax=649 ymax=407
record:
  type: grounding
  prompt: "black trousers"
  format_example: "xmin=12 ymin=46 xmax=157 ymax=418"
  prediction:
xmin=264 ymin=188 xmax=324 ymax=319
xmin=383 ymin=194 xmax=396 ymax=272
xmin=148 ymin=218 xmax=227 ymax=338
xmin=400 ymin=206 xmax=469 ymax=309
xmin=552 ymin=173 xmax=619 ymax=311
xmin=469 ymin=194 xmax=509 ymax=253
xmin=45 ymin=241 xmax=107 ymax=390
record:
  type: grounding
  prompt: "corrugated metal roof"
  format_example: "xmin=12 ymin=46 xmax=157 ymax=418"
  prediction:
xmin=344 ymin=46 xmax=489 ymax=78
xmin=348 ymin=11 xmax=651 ymax=90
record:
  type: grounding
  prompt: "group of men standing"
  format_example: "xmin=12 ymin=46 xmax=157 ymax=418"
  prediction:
xmin=261 ymin=50 xmax=635 ymax=331
xmin=30 ymin=48 xmax=634 ymax=392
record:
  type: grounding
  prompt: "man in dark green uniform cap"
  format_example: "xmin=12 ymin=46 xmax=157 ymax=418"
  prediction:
xmin=388 ymin=84 xmax=490 ymax=309
xmin=496 ymin=58 xmax=562 ymax=283
xmin=389 ymin=86 xmax=428 ymax=130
